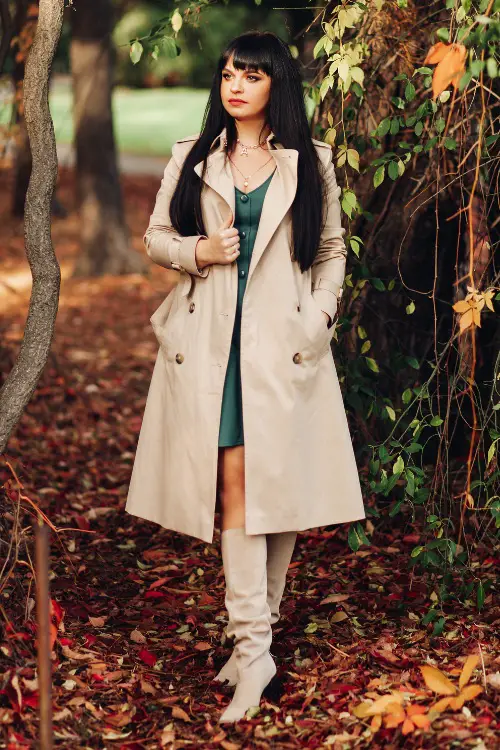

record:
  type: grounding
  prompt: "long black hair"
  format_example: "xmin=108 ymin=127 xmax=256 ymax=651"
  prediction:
xmin=169 ymin=30 xmax=328 ymax=273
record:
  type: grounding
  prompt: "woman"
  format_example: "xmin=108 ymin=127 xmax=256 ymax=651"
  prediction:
xmin=125 ymin=31 xmax=366 ymax=722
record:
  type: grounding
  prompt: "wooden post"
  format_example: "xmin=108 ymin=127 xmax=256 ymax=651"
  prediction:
xmin=35 ymin=519 xmax=53 ymax=750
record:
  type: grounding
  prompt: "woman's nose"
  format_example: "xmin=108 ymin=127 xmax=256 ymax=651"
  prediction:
xmin=231 ymin=80 xmax=243 ymax=93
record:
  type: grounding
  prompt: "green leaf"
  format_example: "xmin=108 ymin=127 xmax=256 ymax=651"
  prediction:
xmin=411 ymin=545 xmax=424 ymax=558
xmin=393 ymin=455 xmax=405 ymax=474
xmin=361 ymin=340 xmax=371 ymax=354
xmin=430 ymin=415 xmax=444 ymax=426
xmin=304 ymin=621 xmax=318 ymax=634
xmin=377 ymin=118 xmax=391 ymax=137
xmin=432 ymin=616 xmax=445 ymax=637
xmin=406 ymin=357 xmax=420 ymax=370
xmin=374 ymin=165 xmax=385 ymax=187
xmin=348 ymin=525 xmax=360 ymax=552
xmin=385 ymin=405 xmax=396 ymax=421
xmin=407 ymin=442 xmax=423 ymax=453
xmin=402 ymin=388 xmax=413 ymax=404
xmin=313 ymin=36 xmax=326 ymax=59
xmin=350 ymin=238 xmax=361 ymax=257
xmin=389 ymin=498 xmax=403 ymax=517
xmin=405 ymin=82 xmax=416 ymax=101
xmin=477 ymin=581 xmax=485 ymax=610
xmin=171 ymin=9 xmax=183 ymax=32
xmin=347 ymin=148 xmax=360 ymax=171
xmin=130 ymin=40 xmax=144 ymax=65
xmin=357 ymin=326 xmax=367 ymax=340
xmin=444 ymin=137 xmax=457 ymax=150
xmin=372 ymin=277 xmax=386 ymax=291
xmin=487 ymin=440 xmax=497 ymax=466
xmin=356 ymin=522 xmax=371 ymax=545
xmin=388 ymin=161 xmax=400 ymax=180
xmin=406 ymin=300 xmax=415 ymax=314
xmin=365 ymin=357 xmax=379 ymax=373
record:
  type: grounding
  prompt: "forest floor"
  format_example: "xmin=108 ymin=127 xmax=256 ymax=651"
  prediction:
xmin=0 ymin=167 xmax=498 ymax=749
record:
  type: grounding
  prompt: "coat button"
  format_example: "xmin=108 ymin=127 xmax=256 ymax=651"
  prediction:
xmin=293 ymin=352 xmax=303 ymax=364
xmin=189 ymin=302 xmax=195 ymax=313
xmin=175 ymin=353 xmax=184 ymax=364
xmin=240 ymin=194 xmax=249 ymax=203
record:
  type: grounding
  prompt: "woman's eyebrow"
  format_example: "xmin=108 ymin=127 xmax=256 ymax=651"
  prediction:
xmin=222 ymin=67 xmax=262 ymax=75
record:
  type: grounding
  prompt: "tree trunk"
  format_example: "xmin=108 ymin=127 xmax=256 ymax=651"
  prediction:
xmin=0 ymin=0 xmax=64 ymax=452
xmin=69 ymin=0 xmax=147 ymax=276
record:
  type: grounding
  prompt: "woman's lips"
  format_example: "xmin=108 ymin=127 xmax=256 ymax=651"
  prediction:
xmin=228 ymin=99 xmax=247 ymax=104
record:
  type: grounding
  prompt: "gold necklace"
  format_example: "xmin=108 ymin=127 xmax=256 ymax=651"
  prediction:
xmin=222 ymin=135 xmax=269 ymax=156
xmin=236 ymin=138 xmax=266 ymax=156
xmin=228 ymin=155 xmax=274 ymax=191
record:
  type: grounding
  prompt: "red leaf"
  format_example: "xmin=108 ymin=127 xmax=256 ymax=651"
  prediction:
xmin=138 ymin=648 xmax=157 ymax=667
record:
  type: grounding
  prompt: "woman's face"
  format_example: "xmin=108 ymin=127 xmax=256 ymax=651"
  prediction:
xmin=220 ymin=54 xmax=271 ymax=121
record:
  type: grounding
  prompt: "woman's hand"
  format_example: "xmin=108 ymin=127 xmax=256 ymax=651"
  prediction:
xmin=195 ymin=213 xmax=240 ymax=269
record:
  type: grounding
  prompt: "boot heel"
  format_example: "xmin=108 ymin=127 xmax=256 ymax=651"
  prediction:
xmin=262 ymin=670 xmax=284 ymax=702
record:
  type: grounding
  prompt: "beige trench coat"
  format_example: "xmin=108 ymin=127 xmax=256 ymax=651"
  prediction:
xmin=125 ymin=126 xmax=366 ymax=543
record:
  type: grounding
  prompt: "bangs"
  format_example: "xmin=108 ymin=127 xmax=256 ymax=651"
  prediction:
xmin=222 ymin=37 xmax=273 ymax=76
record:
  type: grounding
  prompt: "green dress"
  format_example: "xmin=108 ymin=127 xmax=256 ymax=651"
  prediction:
xmin=218 ymin=169 xmax=276 ymax=447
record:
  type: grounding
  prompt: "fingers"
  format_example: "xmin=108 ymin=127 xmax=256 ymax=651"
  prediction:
xmin=221 ymin=211 xmax=233 ymax=228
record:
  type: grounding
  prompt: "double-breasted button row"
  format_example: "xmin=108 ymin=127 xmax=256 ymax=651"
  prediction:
xmin=175 ymin=353 xmax=184 ymax=364
xmin=293 ymin=352 xmax=303 ymax=364
xmin=189 ymin=302 xmax=195 ymax=313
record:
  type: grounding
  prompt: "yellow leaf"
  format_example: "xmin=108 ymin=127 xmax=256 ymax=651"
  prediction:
xmin=353 ymin=701 xmax=374 ymax=718
xmin=370 ymin=714 xmax=383 ymax=731
xmin=365 ymin=692 xmax=404 ymax=716
xmin=424 ymin=42 xmax=450 ymax=64
xmin=402 ymin=717 xmax=415 ymax=735
xmin=459 ymin=684 xmax=483 ymax=701
xmin=420 ymin=665 xmax=457 ymax=696
xmin=412 ymin=713 xmax=431 ymax=729
xmin=384 ymin=703 xmax=406 ymax=727
xmin=484 ymin=290 xmax=495 ymax=311
xmin=453 ymin=300 xmax=470 ymax=313
xmin=432 ymin=696 xmax=453 ymax=712
xmin=449 ymin=694 xmax=467 ymax=710
xmin=472 ymin=306 xmax=481 ymax=327
xmin=406 ymin=704 xmax=428 ymax=717
xmin=459 ymin=308 xmax=474 ymax=332
xmin=331 ymin=611 xmax=349 ymax=623
xmin=459 ymin=655 xmax=479 ymax=690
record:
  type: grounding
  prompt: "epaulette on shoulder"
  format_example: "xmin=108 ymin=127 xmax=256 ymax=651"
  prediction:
xmin=176 ymin=133 xmax=200 ymax=143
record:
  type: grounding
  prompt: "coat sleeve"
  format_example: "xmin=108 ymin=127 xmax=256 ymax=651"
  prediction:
xmin=311 ymin=146 xmax=346 ymax=327
xmin=143 ymin=142 xmax=210 ymax=278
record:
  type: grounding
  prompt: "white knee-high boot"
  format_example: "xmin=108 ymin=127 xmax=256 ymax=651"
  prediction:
xmin=214 ymin=530 xmax=297 ymax=687
xmin=218 ymin=527 xmax=277 ymax=723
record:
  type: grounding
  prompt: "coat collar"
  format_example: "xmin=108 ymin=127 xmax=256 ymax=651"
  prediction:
xmin=194 ymin=126 xmax=298 ymax=283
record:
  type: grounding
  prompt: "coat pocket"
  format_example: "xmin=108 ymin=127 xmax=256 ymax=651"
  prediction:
xmin=303 ymin=293 xmax=334 ymax=361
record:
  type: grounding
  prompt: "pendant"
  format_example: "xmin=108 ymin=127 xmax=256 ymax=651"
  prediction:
xmin=240 ymin=144 xmax=249 ymax=156
xmin=243 ymin=179 xmax=249 ymax=187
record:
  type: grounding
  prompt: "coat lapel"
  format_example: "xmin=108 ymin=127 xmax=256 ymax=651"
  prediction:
xmin=193 ymin=126 xmax=298 ymax=282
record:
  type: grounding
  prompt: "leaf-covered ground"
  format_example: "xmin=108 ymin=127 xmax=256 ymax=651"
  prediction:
xmin=0 ymin=167 xmax=498 ymax=749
